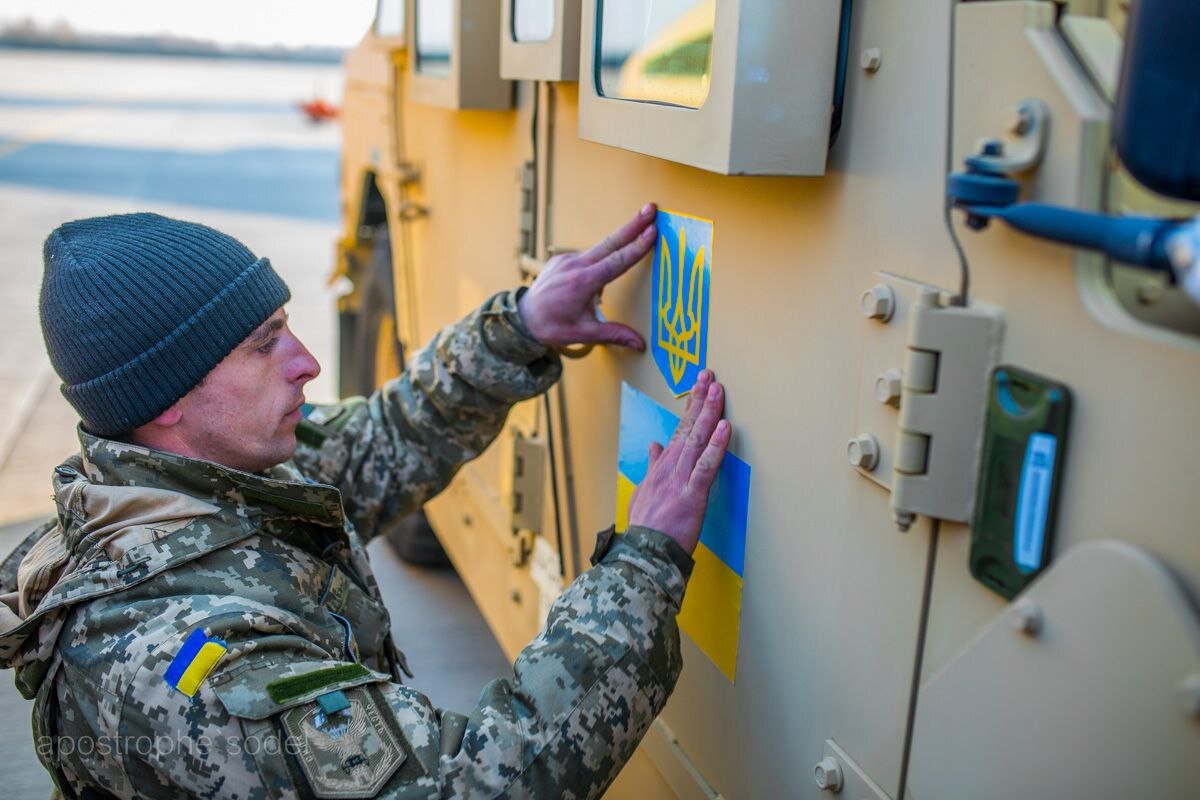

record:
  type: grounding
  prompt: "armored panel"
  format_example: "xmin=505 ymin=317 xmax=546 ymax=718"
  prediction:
xmin=910 ymin=541 xmax=1200 ymax=799
xmin=332 ymin=0 xmax=1200 ymax=796
xmin=500 ymin=0 xmax=583 ymax=81
xmin=918 ymin=8 xmax=1200 ymax=799
xmin=577 ymin=1 xmax=846 ymax=175
xmin=408 ymin=0 xmax=514 ymax=109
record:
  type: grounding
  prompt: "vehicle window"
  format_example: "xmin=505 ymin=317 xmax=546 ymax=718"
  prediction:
xmin=513 ymin=0 xmax=556 ymax=43
xmin=416 ymin=0 xmax=452 ymax=76
xmin=596 ymin=0 xmax=715 ymax=109
xmin=374 ymin=0 xmax=405 ymax=38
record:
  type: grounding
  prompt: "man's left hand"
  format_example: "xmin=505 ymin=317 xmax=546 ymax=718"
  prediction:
xmin=517 ymin=203 xmax=657 ymax=351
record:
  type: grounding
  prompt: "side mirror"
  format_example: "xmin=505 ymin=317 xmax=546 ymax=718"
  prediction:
xmin=1114 ymin=0 xmax=1200 ymax=202
xmin=945 ymin=0 xmax=1200 ymax=307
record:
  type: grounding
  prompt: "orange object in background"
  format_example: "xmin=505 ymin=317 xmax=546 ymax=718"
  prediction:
xmin=298 ymin=98 xmax=338 ymax=123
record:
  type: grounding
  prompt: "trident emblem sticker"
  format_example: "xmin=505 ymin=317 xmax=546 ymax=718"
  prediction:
xmin=652 ymin=209 xmax=712 ymax=395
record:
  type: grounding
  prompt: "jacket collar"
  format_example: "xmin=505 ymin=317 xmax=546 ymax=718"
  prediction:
xmin=0 ymin=429 xmax=347 ymax=690
xmin=78 ymin=426 xmax=346 ymax=530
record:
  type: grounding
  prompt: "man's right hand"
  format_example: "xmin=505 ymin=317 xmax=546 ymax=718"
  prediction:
xmin=627 ymin=370 xmax=730 ymax=555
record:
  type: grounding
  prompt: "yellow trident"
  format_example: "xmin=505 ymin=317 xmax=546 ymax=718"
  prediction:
xmin=656 ymin=225 xmax=705 ymax=386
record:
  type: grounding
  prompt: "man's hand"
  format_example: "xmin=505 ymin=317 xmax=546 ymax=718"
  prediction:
xmin=517 ymin=203 xmax=658 ymax=350
xmin=627 ymin=370 xmax=731 ymax=555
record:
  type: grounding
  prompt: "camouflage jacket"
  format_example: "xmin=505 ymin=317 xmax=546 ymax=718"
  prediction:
xmin=0 ymin=290 xmax=693 ymax=800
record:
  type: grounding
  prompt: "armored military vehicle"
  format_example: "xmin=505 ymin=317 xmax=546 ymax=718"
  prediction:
xmin=332 ymin=1 xmax=1200 ymax=797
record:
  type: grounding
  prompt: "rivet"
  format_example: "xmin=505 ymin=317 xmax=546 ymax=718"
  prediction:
xmin=860 ymin=47 xmax=881 ymax=73
xmin=1009 ymin=598 xmax=1043 ymax=636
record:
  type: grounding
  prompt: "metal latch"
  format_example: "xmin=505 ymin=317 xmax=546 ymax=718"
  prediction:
xmin=518 ymin=160 xmax=536 ymax=257
xmin=890 ymin=288 xmax=1004 ymax=531
xmin=511 ymin=433 xmax=547 ymax=564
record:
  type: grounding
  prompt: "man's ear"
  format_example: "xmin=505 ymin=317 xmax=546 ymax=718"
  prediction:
xmin=152 ymin=405 xmax=183 ymax=427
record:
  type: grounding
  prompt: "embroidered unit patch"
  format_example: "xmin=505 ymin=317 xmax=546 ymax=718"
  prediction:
xmin=164 ymin=628 xmax=227 ymax=697
xmin=282 ymin=688 xmax=405 ymax=798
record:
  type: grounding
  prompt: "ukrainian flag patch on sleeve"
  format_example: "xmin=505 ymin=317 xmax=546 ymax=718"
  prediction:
xmin=164 ymin=628 xmax=227 ymax=697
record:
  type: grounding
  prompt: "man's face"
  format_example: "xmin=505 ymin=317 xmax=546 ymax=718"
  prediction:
xmin=170 ymin=308 xmax=320 ymax=473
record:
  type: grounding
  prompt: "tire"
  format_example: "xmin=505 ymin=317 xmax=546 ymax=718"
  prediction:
xmin=355 ymin=228 xmax=450 ymax=568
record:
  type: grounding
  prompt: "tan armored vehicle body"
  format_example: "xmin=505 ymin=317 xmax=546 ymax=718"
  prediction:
xmin=333 ymin=2 xmax=1200 ymax=797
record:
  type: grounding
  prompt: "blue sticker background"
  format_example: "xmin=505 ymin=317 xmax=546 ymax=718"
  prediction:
xmin=651 ymin=210 xmax=712 ymax=396
xmin=618 ymin=383 xmax=749 ymax=575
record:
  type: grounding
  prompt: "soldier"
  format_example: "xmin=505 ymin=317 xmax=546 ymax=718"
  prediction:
xmin=0 ymin=205 xmax=731 ymax=799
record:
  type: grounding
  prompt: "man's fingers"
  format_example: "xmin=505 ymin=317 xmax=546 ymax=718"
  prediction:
xmin=648 ymin=442 xmax=664 ymax=464
xmin=666 ymin=371 xmax=714 ymax=451
xmin=678 ymin=382 xmax=724 ymax=474
xmin=588 ymin=223 xmax=656 ymax=288
xmin=576 ymin=320 xmax=645 ymax=351
xmin=579 ymin=203 xmax=657 ymax=264
xmin=688 ymin=419 xmax=731 ymax=494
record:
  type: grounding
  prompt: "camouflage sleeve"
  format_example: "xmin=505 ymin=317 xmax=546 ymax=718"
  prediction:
xmin=438 ymin=526 xmax=694 ymax=798
xmin=58 ymin=527 xmax=690 ymax=799
xmin=292 ymin=289 xmax=561 ymax=543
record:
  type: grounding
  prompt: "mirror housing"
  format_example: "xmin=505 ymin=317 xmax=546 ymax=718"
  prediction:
xmin=1114 ymin=0 xmax=1200 ymax=201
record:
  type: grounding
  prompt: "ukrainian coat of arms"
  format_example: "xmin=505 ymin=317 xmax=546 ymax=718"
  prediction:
xmin=651 ymin=210 xmax=712 ymax=395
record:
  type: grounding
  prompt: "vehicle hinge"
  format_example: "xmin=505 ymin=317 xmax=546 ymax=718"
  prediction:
xmin=518 ymin=160 xmax=536 ymax=257
xmin=890 ymin=287 xmax=1005 ymax=531
xmin=396 ymin=201 xmax=429 ymax=222
xmin=397 ymin=161 xmax=421 ymax=186
xmin=510 ymin=432 xmax=546 ymax=565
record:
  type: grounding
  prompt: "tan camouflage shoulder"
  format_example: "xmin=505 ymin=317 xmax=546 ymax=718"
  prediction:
xmin=292 ymin=289 xmax=561 ymax=543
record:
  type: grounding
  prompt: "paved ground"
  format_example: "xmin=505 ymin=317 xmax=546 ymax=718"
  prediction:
xmin=0 ymin=48 xmax=507 ymax=796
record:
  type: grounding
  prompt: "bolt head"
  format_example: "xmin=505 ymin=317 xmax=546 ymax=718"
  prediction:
xmin=860 ymin=284 xmax=895 ymax=322
xmin=875 ymin=369 xmax=903 ymax=407
xmin=1136 ymin=279 xmax=1166 ymax=305
xmin=979 ymin=137 xmax=1005 ymax=157
xmin=965 ymin=214 xmax=990 ymax=231
xmin=813 ymin=756 xmax=844 ymax=792
xmin=847 ymin=434 xmax=880 ymax=471
xmin=860 ymin=47 xmax=881 ymax=73
xmin=1006 ymin=105 xmax=1032 ymax=135
xmin=1009 ymin=598 xmax=1043 ymax=636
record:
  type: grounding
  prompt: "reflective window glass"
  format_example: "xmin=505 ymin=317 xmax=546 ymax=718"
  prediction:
xmin=597 ymin=0 xmax=715 ymax=109
xmin=374 ymin=0 xmax=405 ymax=38
xmin=513 ymin=0 xmax=556 ymax=43
xmin=416 ymin=0 xmax=452 ymax=76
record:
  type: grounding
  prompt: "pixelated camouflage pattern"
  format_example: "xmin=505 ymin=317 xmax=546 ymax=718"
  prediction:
xmin=0 ymin=290 xmax=694 ymax=799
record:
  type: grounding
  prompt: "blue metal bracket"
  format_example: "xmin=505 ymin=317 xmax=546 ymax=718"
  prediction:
xmin=945 ymin=99 xmax=1200 ymax=303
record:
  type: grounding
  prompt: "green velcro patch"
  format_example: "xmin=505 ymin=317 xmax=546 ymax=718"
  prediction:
xmin=294 ymin=419 xmax=329 ymax=450
xmin=267 ymin=664 xmax=370 ymax=705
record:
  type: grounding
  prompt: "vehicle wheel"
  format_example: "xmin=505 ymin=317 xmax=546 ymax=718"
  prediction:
xmin=356 ymin=228 xmax=450 ymax=568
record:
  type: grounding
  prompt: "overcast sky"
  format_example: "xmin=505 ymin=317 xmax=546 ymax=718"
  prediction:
xmin=0 ymin=0 xmax=378 ymax=48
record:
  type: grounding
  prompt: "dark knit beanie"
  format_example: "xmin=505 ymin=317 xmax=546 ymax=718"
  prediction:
xmin=40 ymin=213 xmax=291 ymax=437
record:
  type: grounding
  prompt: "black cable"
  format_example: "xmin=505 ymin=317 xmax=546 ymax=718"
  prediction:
xmin=529 ymin=81 xmax=540 ymax=258
xmin=942 ymin=1 xmax=970 ymax=306
xmin=529 ymin=79 xmax=565 ymax=578
xmin=897 ymin=518 xmax=939 ymax=799
xmin=543 ymin=390 xmax=567 ymax=579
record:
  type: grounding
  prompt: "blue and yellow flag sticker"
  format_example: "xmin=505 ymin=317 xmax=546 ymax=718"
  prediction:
xmin=164 ymin=628 xmax=227 ymax=697
xmin=615 ymin=382 xmax=751 ymax=682
xmin=651 ymin=209 xmax=712 ymax=396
